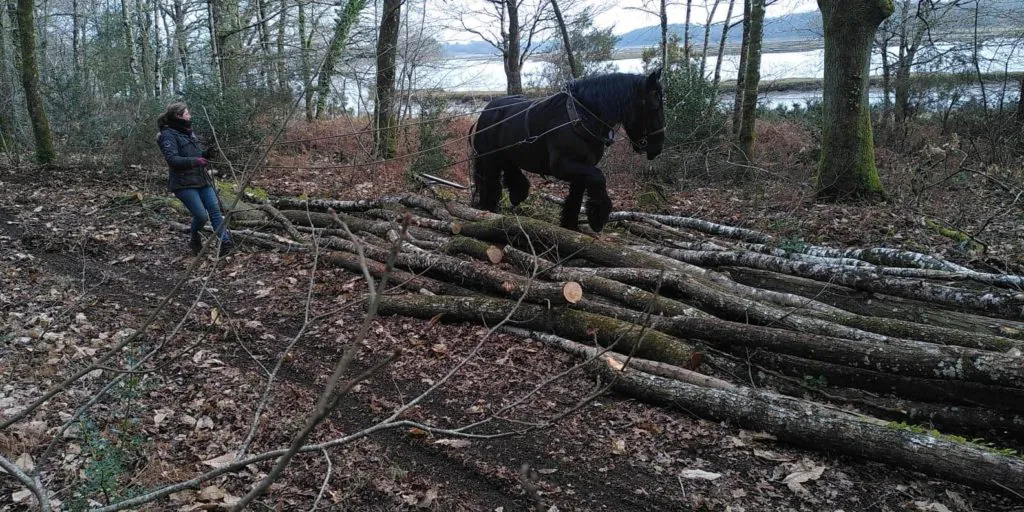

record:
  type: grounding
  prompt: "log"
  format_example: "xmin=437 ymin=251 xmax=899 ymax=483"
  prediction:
xmin=643 ymin=247 xmax=1024 ymax=319
xmin=564 ymin=295 xmax=1024 ymax=389
xmin=596 ymin=362 xmax=1024 ymax=496
xmin=377 ymin=295 xmax=700 ymax=368
xmin=458 ymin=217 xmax=691 ymax=273
xmin=726 ymin=267 xmax=1024 ymax=344
xmin=320 ymin=251 xmax=477 ymax=297
xmin=279 ymin=209 xmax=446 ymax=242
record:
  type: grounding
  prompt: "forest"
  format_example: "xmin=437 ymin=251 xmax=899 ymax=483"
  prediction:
xmin=2 ymin=0 xmax=1024 ymax=510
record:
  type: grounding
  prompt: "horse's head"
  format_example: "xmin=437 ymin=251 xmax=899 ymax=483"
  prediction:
xmin=625 ymin=68 xmax=666 ymax=160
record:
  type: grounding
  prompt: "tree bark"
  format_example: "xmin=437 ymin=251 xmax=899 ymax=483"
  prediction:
xmin=549 ymin=0 xmax=578 ymax=79
xmin=731 ymin=0 xmax=750 ymax=136
xmin=736 ymin=0 xmax=764 ymax=167
xmin=712 ymin=0 xmax=737 ymax=88
xmin=504 ymin=0 xmax=523 ymax=95
xmin=373 ymin=0 xmax=401 ymax=158
xmin=379 ymin=295 xmax=700 ymax=368
xmin=16 ymin=0 xmax=55 ymax=163
xmin=276 ymin=0 xmax=287 ymax=91
xmin=683 ymin=0 xmax=692 ymax=66
xmin=659 ymin=0 xmax=667 ymax=79
xmin=814 ymin=0 xmax=893 ymax=201
xmin=698 ymin=0 xmax=720 ymax=79
xmin=315 ymin=0 xmax=367 ymax=119
xmin=120 ymin=0 xmax=138 ymax=93
xmin=137 ymin=0 xmax=155 ymax=97
xmin=598 ymin=363 xmax=1024 ymax=496
xmin=0 ymin=5 xmax=14 ymax=142
xmin=298 ymin=0 xmax=312 ymax=120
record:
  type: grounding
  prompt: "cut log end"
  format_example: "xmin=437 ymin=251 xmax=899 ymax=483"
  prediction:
xmin=562 ymin=282 xmax=583 ymax=304
xmin=485 ymin=244 xmax=504 ymax=264
xmin=451 ymin=222 xmax=462 ymax=235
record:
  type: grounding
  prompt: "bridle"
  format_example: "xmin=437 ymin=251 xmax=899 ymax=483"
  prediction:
xmin=563 ymin=83 xmax=664 ymax=150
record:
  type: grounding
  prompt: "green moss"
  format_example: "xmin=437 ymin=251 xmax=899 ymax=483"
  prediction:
xmin=215 ymin=181 xmax=268 ymax=202
xmin=924 ymin=219 xmax=985 ymax=253
xmin=886 ymin=421 xmax=1020 ymax=458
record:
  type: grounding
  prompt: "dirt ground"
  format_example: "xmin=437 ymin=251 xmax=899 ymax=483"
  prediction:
xmin=2 ymin=158 xmax=1023 ymax=511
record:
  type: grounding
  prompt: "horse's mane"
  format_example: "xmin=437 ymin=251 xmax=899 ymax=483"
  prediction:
xmin=565 ymin=72 xmax=645 ymax=124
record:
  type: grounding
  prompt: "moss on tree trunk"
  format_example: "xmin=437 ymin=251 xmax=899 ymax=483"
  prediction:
xmin=16 ymin=0 xmax=55 ymax=164
xmin=815 ymin=0 xmax=893 ymax=201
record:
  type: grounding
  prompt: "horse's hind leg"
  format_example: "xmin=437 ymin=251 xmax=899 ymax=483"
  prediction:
xmin=502 ymin=168 xmax=531 ymax=208
xmin=471 ymin=155 xmax=503 ymax=212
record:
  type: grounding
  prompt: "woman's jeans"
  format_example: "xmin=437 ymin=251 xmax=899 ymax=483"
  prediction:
xmin=173 ymin=186 xmax=231 ymax=242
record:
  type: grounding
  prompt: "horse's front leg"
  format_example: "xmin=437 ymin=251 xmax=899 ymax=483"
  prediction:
xmin=558 ymin=160 xmax=612 ymax=233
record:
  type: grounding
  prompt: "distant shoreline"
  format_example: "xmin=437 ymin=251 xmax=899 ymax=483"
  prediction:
xmin=410 ymin=71 xmax=1024 ymax=103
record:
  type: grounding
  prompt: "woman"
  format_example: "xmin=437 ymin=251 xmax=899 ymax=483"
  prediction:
xmin=157 ymin=102 xmax=234 ymax=256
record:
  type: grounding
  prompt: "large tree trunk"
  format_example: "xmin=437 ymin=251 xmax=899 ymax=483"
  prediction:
xmin=659 ymin=0 xmax=667 ymax=78
xmin=682 ymin=0 xmax=692 ymax=66
xmin=172 ymin=0 xmax=186 ymax=91
xmin=209 ymin=0 xmax=241 ymax=90
xmin=298 ymin=0 xmax=312 ymax=120
xmin=373 ymin=0 xmax=401 ymax=158
xmin=731 ymin=0 xmax=750 ymax=136
xmin=314 ymin=0 xmax=367 ymax=119
xmin=16 ymin=0 xmax=55 ymax=163
xmin=814 ymin=0 xmax=892 ymax=201
xmin=504 ymin=0 xmax=523 ymax=95
xmin=736 ymin=0 xmax=764 ymax=167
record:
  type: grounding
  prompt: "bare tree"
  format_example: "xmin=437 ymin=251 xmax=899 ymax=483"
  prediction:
xmin=736 ymin=0 xmax=763 ymax=167
xmin=454 ymin=0 xmax=551 ymax=95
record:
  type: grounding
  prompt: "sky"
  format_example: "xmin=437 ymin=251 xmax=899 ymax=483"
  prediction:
xmin=437 ymin=0 xmax=819 ymax=44
xmin=593 ymin=0 xmax=817 ymax=34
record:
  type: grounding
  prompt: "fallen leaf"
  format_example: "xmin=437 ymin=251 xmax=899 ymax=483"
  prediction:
xmin=753 ymin=449 xmax=794 ymax=462
xmin=16 ymin=453 xmax=34 ymax=473
xmin=782 ymin=463 xmax=826 ymax=494
xmin=12 ymin=489 xmax=32 ymax=504
xmin=426 ymin=312 xmax=444 ymax=328
xmin=434 ymin=439 xmax=472 ymax=448
xmin=911 ymin=501 xmax=952 ymax=512
xmin=198 ymin=485 xmax=227 ymax=502
xmin=679 ymin=469 xmax=722 ymax=481
xmin=202 ymin=452 xmax=238 ymax=468
xmin=610 ymin=439 xmax=626 ymax=455
xmin=417 ymin=487 xmax=439 ymax=508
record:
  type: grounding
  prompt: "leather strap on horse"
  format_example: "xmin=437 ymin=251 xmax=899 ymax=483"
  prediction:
xmin=563 ymin=87 xmax=616 ymax=147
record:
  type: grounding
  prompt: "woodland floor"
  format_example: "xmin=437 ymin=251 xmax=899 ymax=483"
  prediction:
xmin=1 ymin=156 xmax=1023 ymax=511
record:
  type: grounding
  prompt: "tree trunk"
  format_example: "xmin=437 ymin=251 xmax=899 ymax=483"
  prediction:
xmin=683 ymin=0 xmax=692 ymax=66
xmin=736 ymin=0 xmax=763 ymax=167
xmin=814 ymin=0 xmax=892 ymax=201
xmin=16 ymin=0 xmax=55 ymax=163
xmin=698 ymin=0 xmax=720 ymax=79
xmin=731 ymin=0 xmax=750 ymax=136
xmin=504 ymin=0 xmax=523 ymax=95
xmin=1017 ymin=75 xmax=1024 ymax=127
xmin=549 ymin=0 xmax=578 ymax=79
xmin=878 ymin=31 xmax=893 ymax=129
xmin=209 ymin=0 xmax=241 ymax=90
xmin=153 ymin=0 xmax=162 ymax=95
xmin=373 ymin=0 xmax=401 ymax=158
xmin=256 ymin=0 xmax=271 ymax=88
xmin=712 ymin=0 xmax=736 ymax=88
xmin=71 ymin=0 xmax=81 ymax=79
xmin=378 ymin=295 xmax=700 ymax=369
xmin=298 ymin=0 xmax=312 ymax=120
xmin=172 ymin=0 xmax=186 ymax=91
xmin=659 ymin=0 xmax=667 ymax=78
xmin=276 ymin=0 xmax=287 ymax=91
xmin=315 ymin=0 xmax=367 ymax=119
xmin=137 ymin=0 xmax=154 ymax=97
xmin=0 ymin=5 xmax=14 ymax=143
xmin=120 ymin=0 xmax=139 ymax=94
xmin=599 ymin=363 xmax=1024 ymax=495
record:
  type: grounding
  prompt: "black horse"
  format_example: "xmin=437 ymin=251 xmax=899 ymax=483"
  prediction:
xmin=469 ymin=69 xmax=665 ymax=233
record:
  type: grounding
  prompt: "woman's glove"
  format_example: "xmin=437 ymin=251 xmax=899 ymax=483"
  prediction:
xmin=195 ymin=157 xmax=209 ymax=167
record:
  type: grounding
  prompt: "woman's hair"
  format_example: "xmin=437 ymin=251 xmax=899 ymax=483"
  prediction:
xmin=157 ymin=101 xmax=189 ymax=129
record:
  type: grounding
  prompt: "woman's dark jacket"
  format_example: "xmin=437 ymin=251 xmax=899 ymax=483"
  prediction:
xmin=158 ymin=120 xmax=213 ymax=192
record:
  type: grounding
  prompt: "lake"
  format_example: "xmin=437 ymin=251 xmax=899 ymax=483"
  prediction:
xmin=341 ymin=39 xmax=1024 ymax=114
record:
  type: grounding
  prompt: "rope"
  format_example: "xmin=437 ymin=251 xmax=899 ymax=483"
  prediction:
xmin=213 ymin=92 xmax=567 ymax=172
xmin=215 ymin=95 xmax=553 ymax=151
